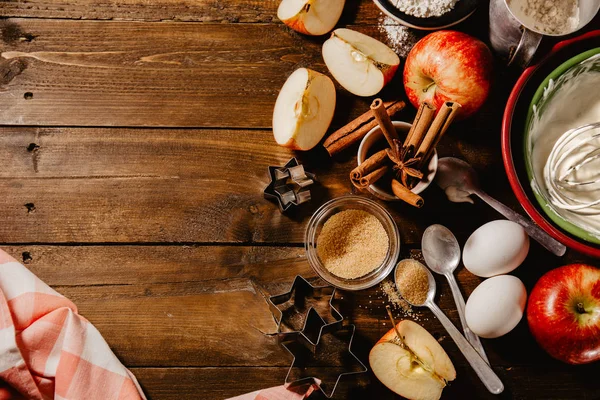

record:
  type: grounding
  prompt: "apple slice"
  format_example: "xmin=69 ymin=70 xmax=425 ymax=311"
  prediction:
xmin=323 ymin=28 xmax=400 ymax=97
xmin=272 ymin=68 xmax=336 ymax=150
xmin=277 ymin=0 xmax=345 ymax=36
xmin=370 ymin=320 xmax=456 ymax=400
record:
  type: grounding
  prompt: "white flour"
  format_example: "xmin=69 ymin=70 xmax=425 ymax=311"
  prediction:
xmin=508 ymin=0 xmax=579 ymax=35
xmin=377 ymin=16 xmax=419 ymax=58
xmin=392 ymin=0 xmax=459 ymax=18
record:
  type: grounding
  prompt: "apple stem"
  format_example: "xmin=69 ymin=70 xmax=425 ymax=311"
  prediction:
xmin=386 ymin=305 xmax=403 ymax=339
xmin=576 ymin=302 xmax=587 ymax=314
xmin=422 ymin=81 xmax=436 ymax=93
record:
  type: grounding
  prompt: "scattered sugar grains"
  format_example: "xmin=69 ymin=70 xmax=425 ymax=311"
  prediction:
xmin=317 ymin=209 xmax=389 ymax=279
xmin=392 ymin=0 xmax=459 ymax=18
xmin=377 ymin=16 xmax=420 ymax=58
xmin=380 ymin=280 xmax=413 ymax=315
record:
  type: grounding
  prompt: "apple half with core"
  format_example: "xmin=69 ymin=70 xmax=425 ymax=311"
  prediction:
xmin=323 ymin=28 xmax=400 ymax=97
xmin=370 ymin=320 xmax=456 ymax=400
xmin=527 ymin=264 xmax=600 ymax=365
xmin=403 ymin=30 xmax=493 ymax=119
xmin=277 ymin=0 xmax=345 ymax=36
xmin=272 ymin=68 xmax=336 ymax=151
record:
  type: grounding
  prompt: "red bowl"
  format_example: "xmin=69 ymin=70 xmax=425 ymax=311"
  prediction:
xmin=502 ymin=30 xmax=600 ymax=257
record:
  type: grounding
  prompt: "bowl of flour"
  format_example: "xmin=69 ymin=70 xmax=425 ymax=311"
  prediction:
xmin=372 ymin=0 xmax=478 ymax=30
xmin=506 ymin=0 xmax=599 ymax=36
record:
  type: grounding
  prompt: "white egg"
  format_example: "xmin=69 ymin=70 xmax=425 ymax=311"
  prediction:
xmin=463 ymin=220 xmax=529 ymax=278
xmin=465 ymin=275 xmax=527 ymax=339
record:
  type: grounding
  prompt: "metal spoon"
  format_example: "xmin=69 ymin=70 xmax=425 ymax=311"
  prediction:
xmin=394 ymin=260 xmax=504 ymax=395
xmin=422 ymin=224 xmax=489 ymax=364
xmin=435 ymin=157 xmax=566 ymax=257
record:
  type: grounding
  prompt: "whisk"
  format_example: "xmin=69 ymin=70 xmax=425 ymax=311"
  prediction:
xmin=544 ymin=122 xmax=600 ymax=214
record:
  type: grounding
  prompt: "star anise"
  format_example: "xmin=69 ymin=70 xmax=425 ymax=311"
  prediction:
xmin=386 ymin=139 xmax=424 ymax=186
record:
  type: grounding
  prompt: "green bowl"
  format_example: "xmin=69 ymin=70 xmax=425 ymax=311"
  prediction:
xmin=524 ymin=48 xmax=600 ymax=245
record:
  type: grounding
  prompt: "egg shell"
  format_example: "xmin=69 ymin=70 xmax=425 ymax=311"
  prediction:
xmin=465 ymin=275 xmax=527 ymax=339
xmin=463 ymin=220 xmax=530 ymax=278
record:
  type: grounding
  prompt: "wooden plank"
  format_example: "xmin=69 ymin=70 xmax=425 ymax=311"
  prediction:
xmin=3 ymin=245 xmax=593 ymax=368
xmin=0 ymin=126 xmax=518 ymax=244
xmin=3 ymin=245 xmax=309 ymax=287
xmin=131 ymin=364 xmax=600 ymax=400
xmin=0 ymin=18 xmax=400 ymax=128
xmin=0 ymin=0 xmax=383 ymax=24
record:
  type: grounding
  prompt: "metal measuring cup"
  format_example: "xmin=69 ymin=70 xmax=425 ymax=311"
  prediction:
xmin=489 ymin=0 xmax=600 ymax=68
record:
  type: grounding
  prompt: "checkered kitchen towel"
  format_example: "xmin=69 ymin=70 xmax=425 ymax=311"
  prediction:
xmin=227 ymin=381 xmax=320 ymax=400
xmin=0 ymin=249 xmax=146 ymax=400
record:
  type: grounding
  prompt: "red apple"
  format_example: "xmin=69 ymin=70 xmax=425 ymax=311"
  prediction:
xmin=403 ymin=30 xmax=493 ymax=119
xmin=527 ymin=264 xmax=600 ymax=365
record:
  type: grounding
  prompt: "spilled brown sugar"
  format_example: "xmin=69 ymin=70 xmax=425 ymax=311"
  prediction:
xmin=395 ymin=259 xmax=429 ymax=304
xmin=317 ymin=209 xmax=389 ymax=279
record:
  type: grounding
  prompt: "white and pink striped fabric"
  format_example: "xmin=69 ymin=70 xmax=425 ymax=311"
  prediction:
xmin=227 ymin=381 xmax=320 ymax=400
xmin=0 ymin=249 xmax=146 ymax=400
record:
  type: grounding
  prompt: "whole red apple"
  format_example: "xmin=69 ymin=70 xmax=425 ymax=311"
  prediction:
xmin=527 ymin=264 xmax=600 ymax=364
xmin=403 ymin=30 xmax=493 ymax=119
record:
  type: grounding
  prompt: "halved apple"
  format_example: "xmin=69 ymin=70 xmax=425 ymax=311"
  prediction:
xmin=323 ymin=28 xmax=400 ymax=97
xmin=277 ymin=0 xmax=345 ymax=36
xmin=272 ymin=68 xmax=336 ymax=151
xmin=369 ymin=320 xmax=456 ymax=400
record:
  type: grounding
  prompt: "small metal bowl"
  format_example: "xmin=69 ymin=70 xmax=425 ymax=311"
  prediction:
xmin=357 ymin=121 xmax=438 ymax=202
xmin=305 ymin=196 xmax=401 ymax=291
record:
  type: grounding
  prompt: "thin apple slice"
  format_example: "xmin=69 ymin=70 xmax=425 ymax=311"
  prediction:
xmin=272 ymin=68 xmax=336 ymax=151
xmin=277 ymin=0 xmax=345 ymax=36
xmin=323 ymin=28 xmax=400 ymax=97
xmin=369 ymin=320 xmax=456 ymax=400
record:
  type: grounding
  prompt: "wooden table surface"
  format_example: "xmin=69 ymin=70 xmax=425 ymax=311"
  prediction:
xmin=1 ymin=1 xmax=600 ymax=399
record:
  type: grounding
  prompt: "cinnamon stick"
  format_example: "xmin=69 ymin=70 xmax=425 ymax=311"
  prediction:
xmin=391 ymin=179 xmax=424 ymax=208
xmin=323 ymin=100 xmax=405 ymax=156
xmin=370 ymin=99 xmax=400 ymax=153
xmin=349 ymin=149 xmax=388 ymax=180
xmin=415 ymin=102 xmax=461 ymax=169
xmin=356 ymin=166 xmax=389 ymax=189
xmin=402 ymin=102 xmax=436 ymax=159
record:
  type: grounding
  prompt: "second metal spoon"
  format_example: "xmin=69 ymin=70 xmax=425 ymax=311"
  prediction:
xmin=395 ymin=260 xmax=504 ymax=395
xmin=422 ymin=224 xmax=489 ymax=364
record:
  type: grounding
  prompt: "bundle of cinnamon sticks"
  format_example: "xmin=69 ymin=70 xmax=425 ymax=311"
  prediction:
xmin=350 ymin=99 xmax=461 ymax=208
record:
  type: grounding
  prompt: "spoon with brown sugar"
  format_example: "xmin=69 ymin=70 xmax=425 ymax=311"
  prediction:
xmin=394 ymin=259 xmax=504 ymax=395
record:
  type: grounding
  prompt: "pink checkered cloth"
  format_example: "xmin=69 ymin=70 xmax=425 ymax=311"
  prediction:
xmin=227 ymin=381 xmax=320 ymax=400
xmin=0 ymin=249 xmax=146 ymax=400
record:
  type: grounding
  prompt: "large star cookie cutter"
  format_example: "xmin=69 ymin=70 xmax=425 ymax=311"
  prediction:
xmin=282 ymin=323 xmax=368 ymax=398
xmin=260 ymin=276 xmax=368 ymax=398
xmin=261 ymin=275 xmax=343 ymax=350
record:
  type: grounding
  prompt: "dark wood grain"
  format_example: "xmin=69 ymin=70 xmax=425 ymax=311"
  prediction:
xmin=0 ymin=0 xmax=381 ymax=24
xmin=0 ymin=125 xmax=521 ymax=244
xmin=1 ymin=2 xmax=599 ymax=399
xmin=0 ymin=19 xmax=402 ymax=128
xmin=131 ymin=365 xmax=600 ymax=400
xmin=3 ymin=245 xmax=594 ymax=370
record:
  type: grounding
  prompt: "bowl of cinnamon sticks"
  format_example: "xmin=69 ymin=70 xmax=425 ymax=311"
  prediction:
xmin=351 ymin=99 xmax=460 ymax=208
xmin=357 ymin=121 xmax=438 ymax=205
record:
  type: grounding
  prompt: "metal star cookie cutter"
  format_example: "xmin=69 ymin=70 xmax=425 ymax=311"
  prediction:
xmin=282 ymin=324 xmax=368 ymax=398
xmin=261 ymin=275 xmax=343 ymax=350
xmin=264 ymin=158 xmax=316 ymax=212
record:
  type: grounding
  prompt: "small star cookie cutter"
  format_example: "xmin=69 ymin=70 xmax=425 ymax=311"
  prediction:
xmin=261 ymin=275 xmax=343 ymax=350
xmin=263 ymin=158 xmax=316 ymax=212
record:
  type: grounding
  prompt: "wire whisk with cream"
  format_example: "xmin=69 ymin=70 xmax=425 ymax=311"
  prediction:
xmin=544 ymin=122 xmax=600 ymax=214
